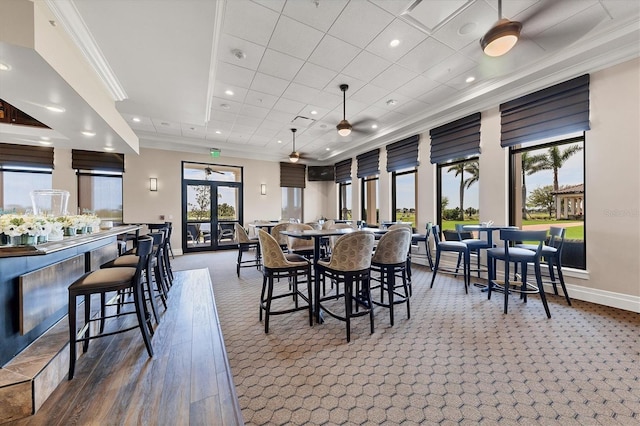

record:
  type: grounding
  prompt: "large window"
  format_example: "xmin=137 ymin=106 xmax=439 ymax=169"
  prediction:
xmin=0 ymin=168 xmax=53 ymax=214
xmin=510 ymin=135 xmax=585 ymax=269
xmin=338 ymin=182 xmax=352 ymax=220
xmin=282 ymin=187 xmax=303 ymax=222
xmin=437 ymin=158 xmax=479 ymax=232
xmin=361 ymin=176 xmax=378 ymax=225
xmin=78 ymin=172 xmax=123 ymax=221
xmin=392 ymin=169 xmax=417 ymax=228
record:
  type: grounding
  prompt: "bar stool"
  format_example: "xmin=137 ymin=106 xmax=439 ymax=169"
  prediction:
xmin=487 ymin=229 xmax=551 ymax=318
xmin=286 ymin=223 xmax=315 ymax=259
xmin=430 ymin=225 xmax=471 ymax=293
xmin=455 ymin=223 xmax=492 ymax=278
xmin=270 ymin=222 xmax=289 ymax=251
xmin=257 ymin=230 xmax=312 ymax=333
xmin=68 ymin=237 xmax=154 ymax=379
xmin=316 ymin=231 xmax=375 ymax=342
xmin=370 ymin=228 xmax=412 ymax=326
xmin=387 ymin=224 xmax=414 ymax=291
xmin=235 ymin=223 xmax=261 ymax=277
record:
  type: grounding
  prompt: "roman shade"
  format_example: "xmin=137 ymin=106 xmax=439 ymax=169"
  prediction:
xmin=280 ymin=162 xmax=306 ymax=188
xmin=72 ymin=149 xmax=125 ymax=172
xmin=386 ymin=135 xmax=420 ymax=172
xmin=0 ymin=143 xmax=54 ymax=169
xmin=430 ymin=113 xmax=481 ymax=164
xmin=500 ymin=74 xmax=590 ymax=147
xmin=356 ymin=149 xmax=380 ymax=179
xmin=334 ymin=159 xmax=352 ymax=183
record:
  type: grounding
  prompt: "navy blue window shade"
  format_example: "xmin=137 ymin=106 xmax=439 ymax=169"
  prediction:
xmin=500 ymin=74 xmax=590 ymax=147
xmin=386 ymin=135 xmax=420 ymax=172
xmin=356 ymin=149 xmax=380 ymax=179
xmin=334 ymin=159 xmax=352 ymax=183
xmin=429 ymin=113 xmax=481 ymax=164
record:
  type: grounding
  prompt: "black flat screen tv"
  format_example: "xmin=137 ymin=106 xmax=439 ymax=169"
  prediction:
xmin=307 ymin=165 xmax=335 ymax=181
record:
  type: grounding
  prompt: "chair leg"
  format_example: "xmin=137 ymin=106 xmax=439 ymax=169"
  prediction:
xmin=259 ymin=275 xmax=267 ymax=322
xmin=133 ymin=279 xmax=154 ymax=357
xmin=555 ymin=258 xmax=572 ymax=306
xmin=306 ymin=266 xmax=313 ymax=327
xmin=236 ymin=246 xmax=243 ymax=277
xmin=386 ymin=267 xmax=395 ymax=326
xmin=265 ymin=276 xmax=274 ymax=334
xmin=83 ymin=295 xmax=91 ymax=353
xmin=547 ymin=258 xmax=559 ymax=295
xmin=430 ymin=251 xmax=441 ymax=288
xmin=345 ymin=276 xmax=353 ymax=342
xmin=503 ymin=261 xmax=510 ymax=314
xmin=366 ymin=275 xmax=374 ymax=335
xmin=463 ymin=251 xmax=470 ymax=294
xmin=535 ymin=262 xmax=551 ymax=318
xmin=68 ymin=292 xmax=77 ymax=380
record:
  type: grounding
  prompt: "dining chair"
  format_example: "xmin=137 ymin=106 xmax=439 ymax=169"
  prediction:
xmin=257 ymin=230 xmax=312 ymax=333
xmin=286 ymin=223 xmax=315 ymax=259
xmin=486 ymin=229 xmax=551 ymax=318
xmin=235 ymin=223 xmax=261 ymax=277
xmin=388 ymin=223 xmax=415 ymax=290
xmin=316 ymin=231 xmax=375 ymax=342
xmin=455 ymin=223 xmax=492 ymax=278
xmin=516 ymin=226 xmax=571 ymax=305
xmin=270 ymin=222 xmax=289 ymax=251
xmin=68 ymin=237 xmax=154 ymax=379
xmin=430 ymin=225 xmax=471 ymax=293
xmin=370 ymin=228 xmax=412 ymax=326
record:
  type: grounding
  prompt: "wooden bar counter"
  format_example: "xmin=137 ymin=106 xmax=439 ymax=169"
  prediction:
xmin=0 ymin=225 xmax=139 ymax=423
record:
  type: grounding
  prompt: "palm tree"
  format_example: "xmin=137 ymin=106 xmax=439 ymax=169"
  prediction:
xmin=539 ymin=144 xmax=583 ymax=217
xmin=521 ymin=152 xmax=548 ymax=219
xmin=447 ymin=160 xmax=479 ymax=220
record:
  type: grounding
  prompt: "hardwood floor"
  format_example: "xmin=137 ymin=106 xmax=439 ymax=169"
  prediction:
xmin=10 ymin=269 xmax=242 ymax=426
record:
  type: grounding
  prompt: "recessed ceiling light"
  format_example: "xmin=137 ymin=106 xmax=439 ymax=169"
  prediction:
xmin=465 ymin=76 xmax=476 ymax=83
xmin=132 ymin=117 xmax=141 ymax=122
xmin=386 ymin=99 xmax=397 ymax=106
xmin=225 ymin=90 xmax=234 ymax=96
xmin=215 ymin=130 xmax=222 ymax=134
xmin=45 ymin=105 xmax=65 ymax=113
xmin=104 ymin=147 xmax=115 ymax=152
xmin=277 ymin=140 xmax=282 ymax=144
xmin=0 ymin=63 xmax=10 ymax=71
xmin=371 ymin=124 xmax=378 ymax=129
xmin=39 ymin=140 xmax=52 ymax=146
xmin=41 ymin=136 xmax=50 ymax=141
xmin=389 ymin=39 xmax=400 ymax=48
xmin=82 ymin=131 xmax=96 ymax=137
xmin=310 ymin=110 xmax=318 ymax=115
xmin=231 ymin=49 xmax=246 ymax=60
xmin=326 ymin=147 xmax=330 ymax=151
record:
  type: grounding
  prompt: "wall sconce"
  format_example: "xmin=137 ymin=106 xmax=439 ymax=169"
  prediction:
xmin=260 ymin=184 xmax=267 ymax=195
xmin=150 ymin=178 xmax=158 ymax=192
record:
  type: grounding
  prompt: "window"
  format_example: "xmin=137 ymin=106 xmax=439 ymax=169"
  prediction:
xmin=361 ymin=176 xmax=379 ymax=225
xmin=392 ymin=169 xmax=417 ymax=228
xmin=510 ymin=135 xmax=585 ymax=269
xmin=437 ymin=159 xmax=479 ymax=232
xmin=282 ymin=187 xmax=303 ymax=222
xmin=338 ymin=182 xmax=352 ymax=220
xmin=0 ymin=168 xmax=53 ymax=214
xmin=78 ymin=172 xmax=123 ymax=222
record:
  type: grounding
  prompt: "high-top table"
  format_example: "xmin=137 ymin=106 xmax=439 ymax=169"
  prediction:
xmin=461 ymin=224 xmax=518 ymax=290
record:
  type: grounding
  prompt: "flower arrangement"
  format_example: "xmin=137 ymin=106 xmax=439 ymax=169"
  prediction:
xmin=0 ymin=213 xmax=104 ymax=246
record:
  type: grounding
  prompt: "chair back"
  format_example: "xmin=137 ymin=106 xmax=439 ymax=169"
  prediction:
xmin=327 ymin=231 xmax=375 ymax=272
xmin=431 ymin=225 xmax=442 ymax=245
xmin=270 ymin=223 xmax=289 ymax=247
xmin=258 ymin=230 xmax=292 ymax=269
xmin=500 ymin=229 xmax=548 ymax=259
xmin=321 ymin=219 xmax=335 ymax=230
xmin=329 ymin=223 xmax=353 ymax=248
xmin=187 ymin=224 xmax=199 ymax=242
xmin=548 ymin=226 xmax=566 ymax=253
xmin=287 ymin=223 xmax=314 ymax=251
xmin=372 ymin=228 xmax=411 ymax=264
xmin=454 ymin=223 xmax=475 ymax=240
xmin=388 ymin=223 xmax=411 ymax=231
xmin=234 ymin=223 xmax=252 ymax=243
xmin=134 ymin=237 xmax=153 ymax=282
xmin=305 ymin=222 xmax=322 ymax=230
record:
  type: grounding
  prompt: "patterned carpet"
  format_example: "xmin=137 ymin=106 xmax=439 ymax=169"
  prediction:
xmin=174 ymin=251 xmax=640 ymax=425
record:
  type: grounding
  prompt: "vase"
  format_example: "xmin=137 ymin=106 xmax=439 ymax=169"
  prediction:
xmin=77 ymin=226 xmax=88 ymax=234
xmin=0 ymin=233 xmax=7 ymax=246
xmin=37 ymin=235 xmax=48 ymax=244
xmin=21 ymin=234 xmax=36 ymax=245
xmin=64 ymin=227 xmax=77 ymax=236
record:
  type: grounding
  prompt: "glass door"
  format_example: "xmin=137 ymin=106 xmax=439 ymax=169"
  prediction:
xmin=215 ymin=184 xmax=240 ymax=248
xmin=185 ymin=183 xmax=213 ymax=251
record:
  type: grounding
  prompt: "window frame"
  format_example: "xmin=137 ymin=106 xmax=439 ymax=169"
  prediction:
xmin=76 ymin=170 xmax=124 ymax=222
xmin=338 ymin=181 xmax=352 ymax=220
xmin=391 ymin=168 xmax=417 ymax=226
xmin=435 ymin=157 xmax=479 ymax=229
xmin=360 ymin=175 xmax=379 ymax=225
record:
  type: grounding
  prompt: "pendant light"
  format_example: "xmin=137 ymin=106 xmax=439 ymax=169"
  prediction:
xmin=336 ymin=84 xmax=352 ymax=137
xmin=289 ymin=128 xmax=300 ymax=163
xmin=480 ymin=0 xmax=522 ymax=57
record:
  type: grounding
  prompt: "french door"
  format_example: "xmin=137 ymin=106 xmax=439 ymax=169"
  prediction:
xmin=183 ymin=180 xmax=242 ymax=252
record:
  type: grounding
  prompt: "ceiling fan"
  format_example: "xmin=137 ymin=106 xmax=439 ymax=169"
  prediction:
xmin=336 ymin=84 xmax=376 ymax=137
xmin=204 ymin=166 xmax=224 ymax=176
xmin=288 ymin=128 xmax=301 ymax=163
xmin=480 ymin=0 xmax=522 ymax=57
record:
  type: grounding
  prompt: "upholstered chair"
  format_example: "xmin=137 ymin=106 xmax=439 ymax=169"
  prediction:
xmin=234 ymin=223 xmax=261 ymax=277
xmin=286 ymin=223 xmax=315 ymax=258
xmin=257 ymin=230 xmax=312 ymax=333
xmin=270 ymin=222 xmax=289 ymax=251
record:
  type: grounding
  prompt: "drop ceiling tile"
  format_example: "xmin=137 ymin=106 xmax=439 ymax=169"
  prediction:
xmin=600 ymin=0 xmax=640 ymax=19
xmin=328 ymin=1 xmax=395 ymax=49
xmin=250 ymin=72 xmax=290 ymax=96
xmin=417 ymin=84 xmax=459 ymax=105
xmin=152 ymin=119 xmax=181 ymax=135
xmin=231 ymin=122 xmax=259 ymax=134
xmin=342 ymin=50 xmax=392 ymax=82
xmin=258 ymin=49 xmax=305 ymax=80
xmin=253 ymin=0 xmax=285 ymax=13
xmin=257 ymin=120 xmax=285 ymax=132
xmin=374 ymin=91 xmax=414 ymax=111
xmin=216 ymin=62 xmax=256 ymax=88
xmin=395 ymin=74 xmax=441 ymax=99
xmin=209 ymin=110 xmax=238 ymax=123
xmin=365 ymin=18 xmax=429 ymax=62
xmin=514 ymin=0 xmax=598 ymax=38
xmin=324 ymin=75 xmax=367 ymax=95
xmin=350 ymin=84 xmax=390 ymax=105
xmin=430 ymin=0 xmax=497 ymax=51
xmin=223 ymin=0 xmax=279 ymax=47
xmin=207 ymin=121 xmax=234 ymax=132
xmin=282 ymin=0 xmax=348 ymax=32
xmin=269 ymin=15 xmax=324 ymax=60
xmin=392 ymin=98 xmax=430 ymax=115
xmin=300 ymin=105 xmax=330 ymax=120
xmin=397 ymin=37 xmax=455 ymax=74
xmin=293 ymin=62 xmax=337 ymax=90
xmin=368 ymin=0 xmax=414 ymax=16
xmin=310 ymin=91 xmax=343 ymax=109
xmin=181 ymin=123 xmax=206 ymax=139
xmin=532 ymin=4 xmax=610 ymax=52
xmin=213 ymin=84 xmax=248 ymax=102
xmin=218 ymin=33 xmax=266 ymax=71
xmin=423 ymin=52 xmax=477 ymax=84
xmin=239 ymin=104 xmax=270 ymax=119
xmin=266 ymin=109 xmax=296 ymax=124
xmin=210 ymin=97 xmax=243 ymax=113
xmin=308 ymin=35 xmax=361 ymax=72
xmin=273 ymin=97 xmax=306 ymax=115
xmin=404 ymin=0 xmax=471 ymax=34
xmin=244 ymin=90 xmax=279 ymax=109
xmin=282 ymin=83 xmax=321 ymax=104
xmin=370 ymin=64 xmax=419 ymax=91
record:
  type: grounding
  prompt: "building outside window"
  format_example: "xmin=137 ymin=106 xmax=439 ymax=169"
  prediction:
xmin=510 ymin=135 xmax=585 ymax=269
xmin=392 ymin=168 xmax=417 ymax=228
xmin=338 ymin=182 xmax=352 ymax=220
xmin=436 ymin=159 xmax=480 ymax=233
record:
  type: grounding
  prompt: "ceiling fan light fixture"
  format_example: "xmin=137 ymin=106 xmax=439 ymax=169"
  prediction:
xmin=337 ymin=119 xmax=352 ymax=137
xmin=480 ymin=18 xmax=522 ymax=57
xmin=289 ymin=151 xmax=300 ymax=163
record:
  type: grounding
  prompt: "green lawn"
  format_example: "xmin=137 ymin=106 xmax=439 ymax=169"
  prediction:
xmin=442 ymin=219 xmax=583 ymax=240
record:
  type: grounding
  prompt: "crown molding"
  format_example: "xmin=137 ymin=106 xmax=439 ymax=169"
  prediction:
xmin=45 ymin=0 xmax=128 ymax=101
